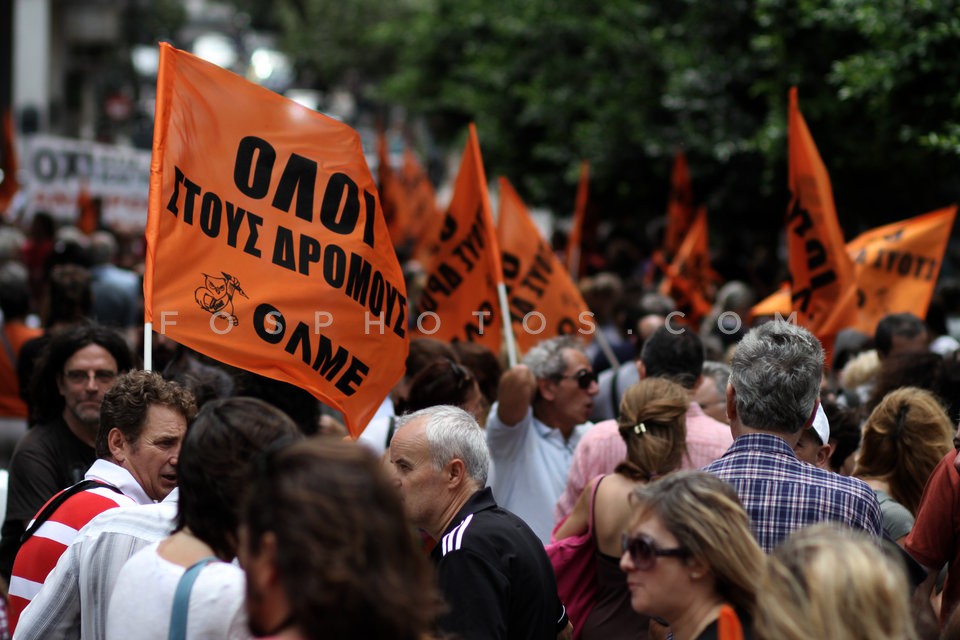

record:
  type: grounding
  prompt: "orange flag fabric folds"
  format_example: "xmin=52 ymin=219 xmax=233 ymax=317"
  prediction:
xmin=411 ymin=124 xmax=503 ymax=353
xmin=787 ymin=87 xmax=858 ymax=354
xmin=664 ymin=150 xmax=694 ymax=258
xmin=658 ymin=205 xmax=712 ymax=324
xmin=566 ymin=160 xmax=589 ymax=279
xmin=377 ymin=128 xmax=408 ymax=248
xmin=144 ymin=43 xmax=407 ymax=437
xmin=0 ymin=110 xmax=19 ymax=216
xmin=497 ymin=177 xmax=593 ymax=354
xmin=848 ymin=206 xmax=956 ymax=334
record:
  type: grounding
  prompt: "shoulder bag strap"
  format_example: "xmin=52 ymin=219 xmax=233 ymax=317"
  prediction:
xmin=168 ymin=556 xmax=219 ymax=640
xmin=586 ymin=474 xmax=604 ymax=537
xmin=20 ymin=479 xmax=123 ymax=544
xmin=609 ymin=367 xmax=621 ymax=419
xmin=0 ymin=322 xmax=16 ymax=369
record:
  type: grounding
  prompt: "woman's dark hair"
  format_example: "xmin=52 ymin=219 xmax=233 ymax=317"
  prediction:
xmin=175 ymin=397 xmax=302 ymax=560
xmin=400 ymin=359 xmax=477 ymax=414
xmin=451 ymin=340 xmax=502 ymax=405
xmin=242 ymin=437 xmax=443 ymax=639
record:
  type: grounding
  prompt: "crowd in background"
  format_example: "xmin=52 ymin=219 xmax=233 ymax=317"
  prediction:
xmin=0 ymin=209 xmax=959 ymax=639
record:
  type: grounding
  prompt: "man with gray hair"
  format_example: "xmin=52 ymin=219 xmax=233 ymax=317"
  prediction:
xmin=389 ymin=405 xmax=569 ymax=640
xmin=703 ymin=320 xmax=882 ymax=552
xmin=486 ymin=335 xmax=597 ymax=543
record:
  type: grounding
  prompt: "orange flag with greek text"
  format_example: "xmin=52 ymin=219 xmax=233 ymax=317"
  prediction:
xmin=664 ymin=150 xmax=694 ymax=258
xmin=411 ymin=124 xmax=503 ymax=352
xmin=566 ymin=160 xmax=589 ymax=279
xmin=144 ymin=43 xmax=407 ymax=437
xmin=0 ymin=110 xmax=18 ymax=216
xmin=848 ymin=206 xmax=956 ymax=334
xmin=787 ymin=87 xmax=858 ymax=356
xmin=497 ymin=177 xmax=593 ymax=354
xmin=658 ymin=205 xmax=712 ymax=323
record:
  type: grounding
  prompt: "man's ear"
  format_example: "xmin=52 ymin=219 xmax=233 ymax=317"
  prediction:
xmin=725 ymin=383 xmax=737 ymax=422
xmin=107 ymin=428 xmax=126 ymax=463
xmin=816 ymin=442 xmax=835 ymax=469
xmin=446 ymin=458 xmax=467 ymax=488
xmin=537 ymin=377 xmax=557 ymax=402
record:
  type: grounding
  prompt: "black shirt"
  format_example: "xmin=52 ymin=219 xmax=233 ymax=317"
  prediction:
xmin=430 ymin=487 xmax=568 ymax=640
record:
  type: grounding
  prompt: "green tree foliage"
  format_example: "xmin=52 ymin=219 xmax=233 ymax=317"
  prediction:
xmin=234 ymin=0 xmax=960 ymax=281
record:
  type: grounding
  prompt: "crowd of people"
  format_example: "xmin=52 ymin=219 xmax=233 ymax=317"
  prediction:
xmin=1 ymin=214 xmax=960 ymax=639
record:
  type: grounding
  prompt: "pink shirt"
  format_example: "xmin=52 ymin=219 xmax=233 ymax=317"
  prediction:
xmin=553 ymin=403 xmax=733 ymax=523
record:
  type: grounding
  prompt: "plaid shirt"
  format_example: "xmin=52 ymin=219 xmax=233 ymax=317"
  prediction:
xmin=704 ymin=433 xmax=883 ymax=552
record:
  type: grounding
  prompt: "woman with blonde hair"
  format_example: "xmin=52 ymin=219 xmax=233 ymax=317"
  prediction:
xmin=854 ymin=386 xmax=953 ymax=544
xmin=554 ymin=377 xmax=689 ymax=639
xmin=755 ymin=523 xmax=917 ymax=640
xmin=620 ymin=470 xmax=764 ymax=639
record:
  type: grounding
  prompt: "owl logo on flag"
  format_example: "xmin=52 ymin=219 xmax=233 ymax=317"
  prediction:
xmin=195 ymin=272 xmax=248 ymax=325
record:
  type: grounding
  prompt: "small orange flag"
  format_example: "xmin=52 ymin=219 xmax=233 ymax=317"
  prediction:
xmin=848 ymin=206 xmax=956 ymax=334
xmin=497 ymin=177 xmax=593 ymax=354
xmin=144 ymin=43 xmax=407 ymax=437
xmin=76 ymin=182 xmax=98 ymax=235
xmin=0 ymin=110 xmax=19 ymax=216
xmin=664 ymin=150 xmax=694 ymax=258
xmin=750 ymin=282 xmax=793 ymax=321
xmin=402 ymin=147 xmax=439 ymax=243
xmin=411 ymin=124 xmax=503 ymax=353
xmin=787 ymin=87 xmax=858 ymax=357
xmin=565 ymin=160 xmax=589 ymax=279
xmin=658 ymin=205 xmax=713 ymax=323
xmin=377 ymin=128 xmax=410 ymax=249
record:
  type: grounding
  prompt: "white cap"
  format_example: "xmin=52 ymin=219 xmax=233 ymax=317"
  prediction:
xmin=809 ymin=403 xmax=830 ymax=445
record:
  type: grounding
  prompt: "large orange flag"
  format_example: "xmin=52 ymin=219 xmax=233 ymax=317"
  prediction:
xmin=657 ymin=205 xmax=712 ymax=323
xmin=664 ymin=150 xmax=694 ymax=257
xmin=848 ymin=206 xmax=956 ymax=334
xmin=144 ymin=43 xmax=407 ymax=437
xmin=0 ymin=110 xmax=18 ymax=215
xmin=787 ymin=87 xmax=858 ymax=355
xmin=566 ymin=160 xmax=590 ymax=279
xmin=497 ymin=177 xmax=593 ymax=354
xmin=377 ymin=128 xmax=410 ymax=249
xmin=411 ymin=124 xmax=504 ymax=353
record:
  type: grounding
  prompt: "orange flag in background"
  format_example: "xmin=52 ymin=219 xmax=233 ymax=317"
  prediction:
xmin=848 ymin=206 xmax=956 ymax=334
xmin=402 ymin=147 xmax=439 ymax=244
xmin=749 ymin=282 xmax=792 ymax=321
xmin=76 ymin=182 xmax=98 ymax=235
xmin=0 ymin=110 xmax=19 ymax=215
xmin=144 ymin=43 xmax=407 ymax=437
xmin=377 ymin=128 xmax=410 ymax=249
xmin=658 ymin=205 xmax=712 ymax=323
xmin=497 ymin=177 xmax=593 ymax=354
xmin=664 ymin=150 xmax=694 ymax=257
xmin=787 ymin=87 xmax=858 ymax=357
xmin=565 ymin=160 xmax=589 ymax=279
xmin=411 ymin=124 xmax=503 ymax=353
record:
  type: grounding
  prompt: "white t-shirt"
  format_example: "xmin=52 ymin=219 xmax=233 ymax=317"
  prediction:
xmin=105 ymin=541 xmax=250 ymax=640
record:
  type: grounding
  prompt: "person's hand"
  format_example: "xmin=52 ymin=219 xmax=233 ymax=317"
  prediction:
xmin=496 ymin=364 xmax=537 ymax=425
xmin=556 ymin=621 xmax=573 ymax=640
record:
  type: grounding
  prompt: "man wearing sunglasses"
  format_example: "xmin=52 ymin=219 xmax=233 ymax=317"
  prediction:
xmin=485 ymin=336 xmax=598 ymax=544
xmin=702 ymin=320 xmax=882 ymax=552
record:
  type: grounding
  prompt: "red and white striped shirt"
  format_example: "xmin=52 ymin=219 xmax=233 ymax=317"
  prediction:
xmin=7 ymin=459 xmax=152 ymax=631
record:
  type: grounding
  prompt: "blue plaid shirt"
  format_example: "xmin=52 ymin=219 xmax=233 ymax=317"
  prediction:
xmin=704 ymin=433 xmax=883 ymax=552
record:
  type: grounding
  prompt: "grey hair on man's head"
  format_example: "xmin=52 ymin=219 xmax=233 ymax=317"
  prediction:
xmin=730 ymin=321 xmax=824 ymax=434
xmin=522 ymin=335 xmax=583 ymax=380
xmin=396 ymin=405 xmax=490 ymax=486
xmin=702 ymin=361 xmax=731 ymax=396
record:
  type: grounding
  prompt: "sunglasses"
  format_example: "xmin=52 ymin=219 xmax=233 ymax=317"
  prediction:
xmin=621 ymin=533 xmax=689 ymax=571
xmin=558 ymin=369 xmax=598 ymax=390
